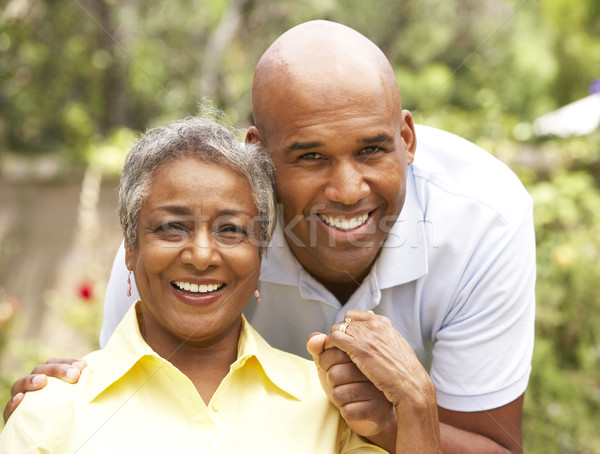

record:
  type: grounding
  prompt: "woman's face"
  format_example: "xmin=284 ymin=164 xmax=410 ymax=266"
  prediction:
xmin=125 ymin=157 xmax=261 ymax=349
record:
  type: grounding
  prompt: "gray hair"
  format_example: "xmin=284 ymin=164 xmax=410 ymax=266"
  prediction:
xmin=118 ymin=117 xmax=276 ymax=253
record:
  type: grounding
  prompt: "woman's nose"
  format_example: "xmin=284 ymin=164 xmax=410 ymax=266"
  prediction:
xmin=180 ymin=230 xmax=221 ymax=270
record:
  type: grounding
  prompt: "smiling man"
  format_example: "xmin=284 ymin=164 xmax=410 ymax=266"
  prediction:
xmin=5 ymin=20 xmax=535 ymax=454
xmin=247 ymin=26 xmax=415 ymax=304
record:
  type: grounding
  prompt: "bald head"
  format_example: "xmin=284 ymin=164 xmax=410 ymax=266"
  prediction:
xmin=252 ymin=20 xmax=403 ymax=139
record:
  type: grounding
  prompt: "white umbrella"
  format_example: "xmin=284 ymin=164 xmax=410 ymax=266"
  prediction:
xmin=533 ymin=80 xmax=600 ymax=138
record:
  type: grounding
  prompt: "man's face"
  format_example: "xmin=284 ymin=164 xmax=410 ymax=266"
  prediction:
xmin=255 ymin=86 xmax=415 ymax=286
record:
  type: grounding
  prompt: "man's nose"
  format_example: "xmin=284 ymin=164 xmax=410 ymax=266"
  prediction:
xmin=324 ymin=162 xmax=370 ymax=205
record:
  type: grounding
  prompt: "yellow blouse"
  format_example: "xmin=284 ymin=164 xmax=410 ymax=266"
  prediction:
xmin=0 ymin=302 xmax=386 ymax=453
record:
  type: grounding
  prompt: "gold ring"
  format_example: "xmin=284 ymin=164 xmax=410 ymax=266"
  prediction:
xmin=339 ymin=317 xmax=352 ymax=334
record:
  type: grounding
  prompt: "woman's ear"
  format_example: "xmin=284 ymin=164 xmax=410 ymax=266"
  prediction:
xmin=124 ymin=243 xmax=134 ymax=271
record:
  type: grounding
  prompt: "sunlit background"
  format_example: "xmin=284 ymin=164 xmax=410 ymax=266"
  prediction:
xmin=1 ymin=0 xmax=599 ymax=451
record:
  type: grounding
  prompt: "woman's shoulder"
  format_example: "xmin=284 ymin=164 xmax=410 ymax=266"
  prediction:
xmin=0 ymin=375 xmax=79 ymax=451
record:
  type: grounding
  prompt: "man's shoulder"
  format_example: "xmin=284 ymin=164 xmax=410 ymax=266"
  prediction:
xmin=412 ymin=124 xmax=532 ymax=224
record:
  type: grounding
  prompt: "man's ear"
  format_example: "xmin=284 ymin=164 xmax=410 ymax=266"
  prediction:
xmin=400 ymin=110 xmax=417 ymax=165
xmin=245 ymin=126 xmax=264 ymax=145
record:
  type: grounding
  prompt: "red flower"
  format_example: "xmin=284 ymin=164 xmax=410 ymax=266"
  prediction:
xmin=77 ymin=281 xmax=94 ymax=301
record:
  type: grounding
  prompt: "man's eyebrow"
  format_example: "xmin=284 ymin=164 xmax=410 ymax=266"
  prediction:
xmin=360 ymin=133 xmax=394 ymax=144
xmin=284 ymin=134 xmax=394 ymax=153
xmin=284 ymin=141 xmax=324 ymax=153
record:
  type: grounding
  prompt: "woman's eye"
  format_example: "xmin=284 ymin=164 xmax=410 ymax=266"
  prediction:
xmin=216 ymin=225 xmax=247 ymax=243
xmin=154 ymin=222 xmax=189 ymax=240
xmin=163 ymin=222 xmax=186 ymax=232
xmin=222 ymin=225 xmax=246 ymax=235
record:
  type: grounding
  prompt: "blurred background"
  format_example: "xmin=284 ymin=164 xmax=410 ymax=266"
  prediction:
xmin=0 ymin=0 xmax=599 ymax=451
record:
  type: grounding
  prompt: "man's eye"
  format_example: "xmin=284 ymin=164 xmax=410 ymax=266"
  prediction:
xmin=360 ymin=146 xmax=381 ymax=155
xmin=298 ymin=152 xmax=323 ymax=161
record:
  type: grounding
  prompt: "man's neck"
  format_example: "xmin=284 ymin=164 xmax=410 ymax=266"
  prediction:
xmin=320 ymin=278 xmax=361 ymax=304
xmin=299 ymin=260 xmax=371 ymax=305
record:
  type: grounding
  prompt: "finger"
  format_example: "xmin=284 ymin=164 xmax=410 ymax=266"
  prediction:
xmin=318 ymin=346 xmax=352 ymax=371
xmin=327 ymin=361 xmax=368 ymax=387
xmin=340 ymin=400 xmax=393 ymax=425
xmin=328 ymin=316 xmax=356 ymax=337
xmin=338 ymin=400 xmax=394 ymax=437
xmin=330 ymin=381 xmax=389 ymax=408
xmin=306 ymin=333 xmax=326 ymax=361
xmin=342 ymin=310 xmax=380 ymax=323
xmin=327 ymin=313 xmax=396 ymax=356
xmin=10 ymin=374 xmax=48 ymax=397
xmin=3 ymin=392 xmax=24 ymax=423
xmin=29 ymin=362 xmax=85 ymax=383
xmin=43 ymin=358 xmax=87 ymax=368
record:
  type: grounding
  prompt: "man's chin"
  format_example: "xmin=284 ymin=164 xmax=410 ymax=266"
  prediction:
xmin=309 ymin=246 xmax=380 ymax=282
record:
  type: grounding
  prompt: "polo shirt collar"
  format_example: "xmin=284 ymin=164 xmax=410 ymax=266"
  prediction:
xmin=259 ymin=168 xmax=428 ymax=291
xmin=259 ymin=218 xmax=304 ymax=287
xmin=85 ymin=302 xmax=306 ymax=403
xmin=374 ymin=168 xmax=429 ymax=288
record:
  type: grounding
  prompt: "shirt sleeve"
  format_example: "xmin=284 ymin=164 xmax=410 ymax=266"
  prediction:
xmin=430 ymin=204 xmax=536 ymax=411
xmin=99 ymin=241 xmax=139 ymax=348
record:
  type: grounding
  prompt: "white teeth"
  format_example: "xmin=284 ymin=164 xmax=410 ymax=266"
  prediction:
xmin=173 ymin=281 xmax=224 ymax=293
xmin=319 ymin=213 xmax=369 ymax=231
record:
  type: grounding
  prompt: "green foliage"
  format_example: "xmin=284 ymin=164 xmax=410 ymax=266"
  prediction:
xmin=85 ymin=127 xmax=138 ymax=177
xmin=522 ymin=135 xmax=600 ymax=452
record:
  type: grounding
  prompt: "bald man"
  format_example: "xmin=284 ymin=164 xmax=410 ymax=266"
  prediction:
xmin=6 ymin=21 xmax=534 ymax=453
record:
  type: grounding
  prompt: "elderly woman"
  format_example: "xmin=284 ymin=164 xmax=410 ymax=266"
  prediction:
xmin=0 ymin=117 xmax=387 ymax=453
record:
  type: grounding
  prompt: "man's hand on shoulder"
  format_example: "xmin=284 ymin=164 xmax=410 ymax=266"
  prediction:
xmin=3 ymin=358 xmax=86 ymax=423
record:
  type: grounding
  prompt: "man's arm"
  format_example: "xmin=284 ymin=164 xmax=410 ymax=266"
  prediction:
xmin=311 ymin=310 xmax=525 ymax=453
xmin=438 ymin=396 xmax=524 ymax=453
